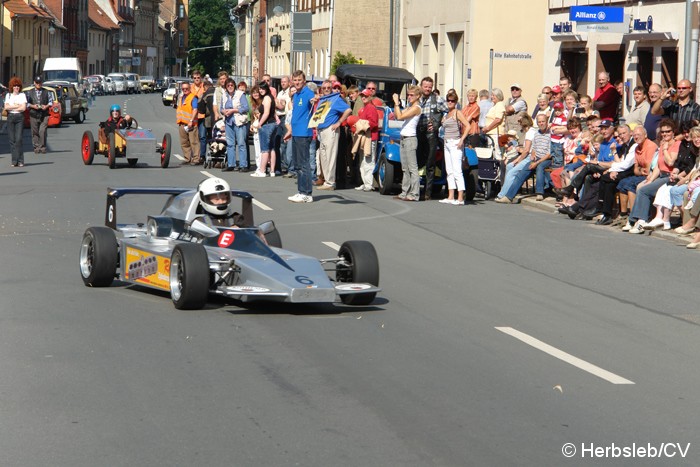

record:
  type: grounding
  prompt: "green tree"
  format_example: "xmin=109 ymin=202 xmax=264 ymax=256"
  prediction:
xmin=188 ymin=0 xmax=236 ymax=75
xmin=330 ymin=51 xmax=361 ymax=75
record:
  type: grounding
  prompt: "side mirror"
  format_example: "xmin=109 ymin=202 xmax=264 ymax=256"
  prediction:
xmin=189 ymin=218 xmax=220 ymax=237
xmin=258 ymin=220 xmax=276 ymax=235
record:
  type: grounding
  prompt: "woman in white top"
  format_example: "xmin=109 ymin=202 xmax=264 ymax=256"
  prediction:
xmin=392 ymin=85 xmax=422 ymax=201
xmin=482 ymin=88 xmax=506 ymax=137
xmin=4 ymin=76 xmax=27 ymax=167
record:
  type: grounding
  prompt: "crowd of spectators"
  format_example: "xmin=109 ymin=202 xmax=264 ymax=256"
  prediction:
xmin=177 ymin=67 xmax=700 ymax=245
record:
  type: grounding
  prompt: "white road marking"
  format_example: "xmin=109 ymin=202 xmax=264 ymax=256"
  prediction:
xmin=253 ymin=199 xmax=273 ymax=211
xmin=495 ymin=327 xmax=635 ymax=385
xmin=174 ymin=153 xmax=185 ymax=161
xmin=322 ymin=241 xmax=341 ymax=251
xmin=201 ymin=170 xmax=215 ymax=178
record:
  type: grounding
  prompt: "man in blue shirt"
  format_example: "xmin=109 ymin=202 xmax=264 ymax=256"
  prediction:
xmin=315 ymin=81 xmax=351 ymax=190
xmin=284 ymin=70 xmax=317 ymax=203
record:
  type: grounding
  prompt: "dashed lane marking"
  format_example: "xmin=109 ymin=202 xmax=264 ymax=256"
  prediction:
xmin=322 ymin=242 xmax=341 ymax=251
xmin=495 ymin=327 xmax=635 ymax=385
xmin=253 ymin=199 xmax=273 ymax=211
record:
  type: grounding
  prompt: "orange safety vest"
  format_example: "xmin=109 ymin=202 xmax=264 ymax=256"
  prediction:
xmin=176 ymin=93 xmax=196 ymax=125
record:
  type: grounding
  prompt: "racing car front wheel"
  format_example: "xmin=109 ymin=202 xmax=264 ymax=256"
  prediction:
xmin=79 ymin=227 xmax=118 ymax=287
xmin=161 ymin=133 xmax=172 ymax=168
xmin=170 ymin=244 xmax=209 ymax=310
xmin=336 ymin=241 xmax=379 ymax=306
xmin=81 ymin=131 xmax=94 ymax=165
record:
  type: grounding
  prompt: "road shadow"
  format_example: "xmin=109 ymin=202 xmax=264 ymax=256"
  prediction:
xmin=0 ymin=170 xmax=28 ymax=176
xmin=117 ymin=282 xmax=387 ymax=315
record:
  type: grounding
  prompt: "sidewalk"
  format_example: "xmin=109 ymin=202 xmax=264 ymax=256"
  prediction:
xmin=516 ymin=193 xmax=695 ymax=247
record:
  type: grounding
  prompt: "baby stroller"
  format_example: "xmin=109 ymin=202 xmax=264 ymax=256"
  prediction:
xmin=473 ymin=134 xmax=502 ymax=199
xmin=204 ymin=119 xmax=228 ymax=169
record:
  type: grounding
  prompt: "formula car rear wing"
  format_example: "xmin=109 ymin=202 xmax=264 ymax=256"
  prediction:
xmin=105 ymin=187 xmax=255 ymax=230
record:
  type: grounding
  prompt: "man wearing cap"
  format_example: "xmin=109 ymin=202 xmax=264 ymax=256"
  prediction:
xmin=593 ymin=71 xmax=620 ymax=121
xmin=504 ymin=83 xmax=528 ymax=134
xmin=26 ymin=76 xmax=53 ymax=153
xmin=559 ymin=118 xmax=618 ymax=199
xmin=315 ymin=80 xmax=352 ymax=190
xmin=551 ymin=85 xmax=562 ymax=103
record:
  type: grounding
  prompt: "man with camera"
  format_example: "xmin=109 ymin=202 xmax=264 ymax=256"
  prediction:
xmin=649 ymin=78 xmax=700 ymax=127
xmin=416 ymin=77 xmax=447 ymax=200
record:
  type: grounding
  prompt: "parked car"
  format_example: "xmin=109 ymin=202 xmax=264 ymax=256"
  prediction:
xmin=124 ymin=73 xmax=141 ymax=94
xmin=336 ymin=64 xmax=417 ymax=106
xmin=154 ymin=79 xmax=165 ymax=92
xmin=162 ymin=83 xmax=178 ymax=106
xmin=43 ymin=80 xmax=89 ymax=123
xmin=85 ymin=75 xmax=104 ymax=95
xmin=371 ymin=106 xmax=478 ymax=200
xmin=21 ymin=85 xmax=63 ymax=128
xmin=108 ymin=73 xmax=128 ymax=94
xmin=103 ymin=76 xmax=116 ymax=95
xmin=139 ymin=75 xmax=155 ymax=93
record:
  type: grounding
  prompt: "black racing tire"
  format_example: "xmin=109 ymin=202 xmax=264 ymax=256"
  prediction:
xmin=127 ymin=158 xmax=138 ymax=167
xmin=464 ymin=167 xmax=478 ymax=201
xmin=74 ymin=109 xmax=85 ymax=124
xmin=161 ymin=133 xmax=172 ymax=168
xmin=377 ymin=154 xmax=396 ymax=195
xmin=79 ymin=227 xmax=118 ymax=287
xmin=336 ymin=240 xmax=379 ymax=305
xmin=108 ymin=132 xmax=117 ymax=169
xmin=81 ymin=130 xmax=94 ymax=165
xmin=170 ymin=243 xmax=210 ymax=310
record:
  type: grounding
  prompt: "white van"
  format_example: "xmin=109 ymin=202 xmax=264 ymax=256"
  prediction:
xmin=43 ymin=57 xmax=83 ymax=94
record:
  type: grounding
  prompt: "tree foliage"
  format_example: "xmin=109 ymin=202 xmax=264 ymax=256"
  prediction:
xmin=330 ymin=51 xmax=361 ymax=75
xmin=188 ymin=0 xmax=236 ymax=75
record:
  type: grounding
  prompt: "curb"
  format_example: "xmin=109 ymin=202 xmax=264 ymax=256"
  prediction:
xmin=516 ymin=195 xmax=695 ymax=247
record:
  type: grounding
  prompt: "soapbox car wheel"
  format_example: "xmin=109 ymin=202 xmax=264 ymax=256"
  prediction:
xmin=79 ymin=227 xmax=118 ymax=287
xmin=336 ymin=240 xmax=379 ymax=305
xmin=161 ymin=133 xmax=172 ymax=168
xmin=170 ymin=243 xmax=210 ymax=310
xmin=108 ymin=132 xmax=117 ymax=169
xmin=81 ymin=131 xmax=94 ymax=165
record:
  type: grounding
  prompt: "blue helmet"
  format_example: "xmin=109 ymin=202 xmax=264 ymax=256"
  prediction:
xmin=110 ymin=104 xmax=121 ymax=113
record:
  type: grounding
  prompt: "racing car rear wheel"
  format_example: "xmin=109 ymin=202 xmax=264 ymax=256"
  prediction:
xmin=108 ymin=133 xmax=116 ymax=169
xmin=336 ymin=241 xmax=379 ymax=306
xmin=79 ymin=227 xmax=118 ymax=287
xmin=170 ymin=244 xmax=209 ymax=310
xmin=81 ymin=131 xmax=94 ymax=165
xmin=127 ymin=158 xmax=138 ymax=167
xmin=161 ymin=133 xmax=172 ymax=168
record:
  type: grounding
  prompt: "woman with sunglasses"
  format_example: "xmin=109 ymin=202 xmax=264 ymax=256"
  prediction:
xmin=392 ymin=86 xmax=422 ymax=201
xmin=625 ymin=118 xmax=680 ymax=233
xmin=439 ymin=90 xmax=470 ymax=205
xmin=4 ymin=77 xmax=27 ymax=167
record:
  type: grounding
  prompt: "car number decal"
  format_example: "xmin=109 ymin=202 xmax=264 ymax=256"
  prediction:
xmin=295 ymin=275 xmax=314 ymax=285
xmin=217 ymin=230 xmax=235 ymax=247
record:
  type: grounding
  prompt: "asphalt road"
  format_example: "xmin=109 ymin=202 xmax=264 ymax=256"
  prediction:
xmin=0 ymin=94 xmax=699 ymax=466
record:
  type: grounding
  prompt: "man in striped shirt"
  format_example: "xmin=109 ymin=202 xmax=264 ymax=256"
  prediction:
xmin=650 ymin=79 xmax=700 ymax=127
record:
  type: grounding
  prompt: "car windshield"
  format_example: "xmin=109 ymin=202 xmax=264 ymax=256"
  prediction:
xmin=111 ymin=76 xmax=124 ymax=82
xmin=44 ymin=70 xmax=78 ymax=82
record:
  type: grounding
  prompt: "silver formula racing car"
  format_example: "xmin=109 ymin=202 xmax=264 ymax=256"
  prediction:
xmin=79 ymin=187 xmax=380 ymax=309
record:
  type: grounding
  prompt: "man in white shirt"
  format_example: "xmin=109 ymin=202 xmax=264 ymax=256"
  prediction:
xmin=275 ymin=75 xmax=292 ymax=174
xmin=625 ymin=85 xmax=650 ymax=127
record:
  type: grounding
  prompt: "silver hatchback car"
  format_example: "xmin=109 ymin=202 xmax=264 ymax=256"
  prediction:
xmin=108 ymin=73 xmax=128 ymax=94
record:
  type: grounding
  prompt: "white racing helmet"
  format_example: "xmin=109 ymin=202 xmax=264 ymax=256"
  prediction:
xmin=198 ymin=177 xmax=233 ymax=216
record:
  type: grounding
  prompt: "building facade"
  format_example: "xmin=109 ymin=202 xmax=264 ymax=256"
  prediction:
xmin=548 ymin=0 xmax=698 ymax=114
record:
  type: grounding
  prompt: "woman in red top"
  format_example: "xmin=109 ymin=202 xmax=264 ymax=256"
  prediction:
xmin=461 ymin=89 xmax=480 ymax=147
xmin=355 ymin=89 xmax=379 ymax=191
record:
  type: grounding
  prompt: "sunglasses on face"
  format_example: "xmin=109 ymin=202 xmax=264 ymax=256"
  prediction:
xmin=677 ymin=86 xmax=691 ymax=90
xmin=447 ymin=99 xmax=457 ymax=103
xmin=366 ymin=87 xmax=376 ymax=91
xmin=660 ymin=129 xmax=673 ymax=134
xmin=181 ymin=87 xmax=190 ymax=91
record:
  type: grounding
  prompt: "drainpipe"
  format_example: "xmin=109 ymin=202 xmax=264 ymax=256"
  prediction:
xmin=690 ymin=28 xmax=699 ymax=87
xmin=327 ymin=0 xmax=333 ymax=76
xmin=684 ymin=0 xmax=692 ymax=79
